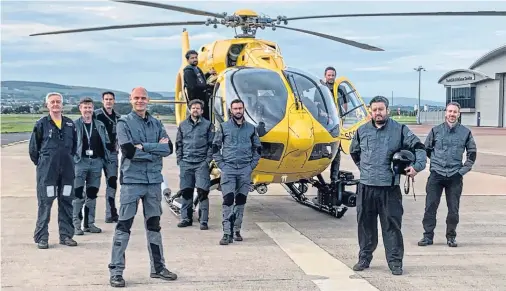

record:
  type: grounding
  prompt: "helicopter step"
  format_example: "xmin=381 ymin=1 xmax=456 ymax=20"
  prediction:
xmin=282 ymin=171 xmax=359 ymax=219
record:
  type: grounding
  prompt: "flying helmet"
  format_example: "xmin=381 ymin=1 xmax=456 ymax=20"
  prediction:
xmin=392 ymin=149 xmax=416 ymax=175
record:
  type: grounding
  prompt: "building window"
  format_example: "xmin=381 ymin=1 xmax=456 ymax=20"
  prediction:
xmin=449 ymin=86 xmax=475 ymax=109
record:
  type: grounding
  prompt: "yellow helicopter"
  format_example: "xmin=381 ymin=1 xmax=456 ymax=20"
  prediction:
xmin=29 ymin=1 xmax=506 ymax=218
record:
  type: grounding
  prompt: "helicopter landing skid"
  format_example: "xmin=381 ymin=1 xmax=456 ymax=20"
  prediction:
xmin=282 ymin=171 xmax=359 ymax=219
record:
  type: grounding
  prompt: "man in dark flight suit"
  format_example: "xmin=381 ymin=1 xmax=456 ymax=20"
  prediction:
xmin=183 ymin=49 xmax=216 ymax=120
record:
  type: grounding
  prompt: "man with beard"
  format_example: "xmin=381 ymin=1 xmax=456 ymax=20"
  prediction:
xmin=29 ymin=92 xmax=78 ymax=249
xmin=323 ymin=66 xmax=347 ymax=183
xmin=349 ymin=96 xmax=426 ymax=275
xmin=183 ymin=49 xmax=217 ymax=120
xmin=418 ymin=102 xmax=477 ymax=248
xmin=175 ymin=99 xmax=215 ymax=230
xmin=73 ymin=97 xmax=111 ymax=235
xmin=108 ymin=87 xmax=177 ymax=288
xmin=95 ymin=91 xmax=120 ymax=223
xmin=212 ymin=99 xmax=262 ymax=245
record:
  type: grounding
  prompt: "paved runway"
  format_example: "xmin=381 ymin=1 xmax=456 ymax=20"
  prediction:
xmin=1 ymin=124 xmax=505 ymax=291
xmin=0 ymin=132 xmax=31 ymax=146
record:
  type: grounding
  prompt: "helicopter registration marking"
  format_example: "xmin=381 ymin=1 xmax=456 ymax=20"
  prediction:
xmin=281 ymin=175 xmax=287 ymax=183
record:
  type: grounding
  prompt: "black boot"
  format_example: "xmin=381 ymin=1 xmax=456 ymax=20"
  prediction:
xmin=234 ymin=231 xmax=243 ymax=241
xmin=220 ymin=234 xmax=231 ymax=245
xmin=150 ymin=268 xmax=178 ymax=281
xmin=418 ymin=237 xmax=433 ymax=246
xmin=110 ymin=275 xmax=125 ymax=287
xmin=447 ymin=237 xmax=458 ymax=247
xmin=37 ymin=240 xmax=49 ymax=249
xmin=352 ymin=259 xmax=370 ymax=271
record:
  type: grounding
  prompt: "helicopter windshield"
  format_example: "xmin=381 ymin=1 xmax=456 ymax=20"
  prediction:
xmin=337 ymin=81 xmax=369 ymax=129
xmin=230 ymin=68 xmax=288 ymax=136
xmin=283 ymin=67 xmax=340 ymax=137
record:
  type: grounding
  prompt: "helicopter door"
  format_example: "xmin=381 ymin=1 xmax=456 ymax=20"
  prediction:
xmin=333 ymin=77 xmax=370 ymax=154
xmin=210 ymin=81 xmax=226 ymax=126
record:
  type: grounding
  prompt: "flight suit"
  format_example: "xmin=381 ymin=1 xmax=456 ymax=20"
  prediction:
xmin=183 ymin=65 xmax=213 ymax=120
xmin=29 ymin=115 xmax=78 ymax=248
xmin=108 ymin=111 xmax=176 ymax=281
xmin=349 ymin=117 xmax=426 ymax=273
xmin=72 ymin=117 xmax=111 ymax=234
xmin=212 ymin=118 xmax=262 ymax=244
xmin=175 ymin=115 xmax=215 ymax=228
xmin=419 ymin=122 xmax=477 ymax=246
xmin=95 ymin=107 xmax=120 ymax=223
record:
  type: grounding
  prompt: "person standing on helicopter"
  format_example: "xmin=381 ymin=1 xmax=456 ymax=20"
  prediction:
xmin=183 ymin=49 xmax=217 ymax=120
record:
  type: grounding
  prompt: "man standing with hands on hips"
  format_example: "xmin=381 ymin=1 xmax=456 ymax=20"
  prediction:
xmin=95 ymin=91 xmax=121 ymax=223
xmin=213 ymin=99 xmax=262 ymax=245
xmin=349 ymin=96 xmax=426 ymax=276
xmin=418 ymin=102 xmax=477 ymax=248
xmin=108 ymin=87 xmax=177 ymax=288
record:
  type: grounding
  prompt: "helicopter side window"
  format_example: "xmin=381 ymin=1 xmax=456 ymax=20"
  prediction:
xmin=338 ymin=81 xmax=368 ymax=129
xmin=230 ymin=68 xmax=288 ymax=136
xmin=287 ymin=70 xmax=340 ymax=136
xmin=212 ymin=82 xmax=224 ymax=123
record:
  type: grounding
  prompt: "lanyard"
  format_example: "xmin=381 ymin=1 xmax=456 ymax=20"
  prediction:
xmin=101 ymin=108 xmax=117 ymax=124
xmin=83 ymin=120 xmax=93 ymax=150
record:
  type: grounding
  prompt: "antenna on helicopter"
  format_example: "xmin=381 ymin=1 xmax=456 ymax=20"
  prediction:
xmin=28 ymin=0 xmax=506 ymax=52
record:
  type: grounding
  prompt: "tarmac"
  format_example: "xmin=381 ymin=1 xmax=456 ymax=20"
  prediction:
xmin=1 ymin=124 xmax=506 ymax=291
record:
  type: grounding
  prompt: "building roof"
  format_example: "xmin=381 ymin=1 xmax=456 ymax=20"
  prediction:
xmin=469 ymin=44 xmax=506 ymax=70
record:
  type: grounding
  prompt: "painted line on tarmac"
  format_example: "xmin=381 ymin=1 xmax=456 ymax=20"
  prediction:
xmin=1 ymin=140 xmax=29 ymax=148
xmin=257 ymin=222 xmax=379 ymax=291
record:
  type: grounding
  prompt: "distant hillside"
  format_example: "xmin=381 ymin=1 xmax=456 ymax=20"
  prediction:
xmin=362 ymin=97 xmax=445 ymax=108
xmin=0 ymin=81 xmax=169 ymax=102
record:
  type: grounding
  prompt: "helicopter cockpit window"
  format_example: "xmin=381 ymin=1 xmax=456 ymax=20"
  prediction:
xmin=230 ymin=68 xmax=288 ymax=136
xmin=284 ymin=68 xmax=340 ymax=136
xmin=338 ymin=81 xmax=369 ymax=129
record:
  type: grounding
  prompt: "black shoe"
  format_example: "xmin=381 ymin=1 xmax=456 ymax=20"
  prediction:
xmin=234 ymin=231 xmax=243 ymax=241
xmin=110 ymin=275 xmax=126 ymax=287
xmin=352 ymin=259 xmax=370 ymax=271
xmin=391 ymin=266 xmax=403 ymax=275
xmin=220 ymin=234 xmax=231 ymax=245
xmin=200 ymin=223 xmax=208 ymax=230
xmin=150 ymin=268 xmax=178 ymax=281
xmin=177 ymin=220 xmax=192 ymax=228
xmin=447 ymin=237 xmax=458 ymax=247
xmin=105 ymin=216 xmax=119 ymax=223
xmin=59 ymin=237 xmax=77 ymax=247
xmin=37 ymin=240 xmax=49 ymax=249
xmin=418 ymin=237 xmax=433 ymax=246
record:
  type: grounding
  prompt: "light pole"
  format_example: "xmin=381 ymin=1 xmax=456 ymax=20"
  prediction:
xmin=414 ymin=65 xmax=426 ymax=124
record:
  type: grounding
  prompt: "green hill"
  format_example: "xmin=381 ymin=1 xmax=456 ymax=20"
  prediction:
xmin=0 ymin=81 xmax=168 ymax=102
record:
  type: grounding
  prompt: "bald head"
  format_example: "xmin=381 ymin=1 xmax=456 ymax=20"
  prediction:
xmin=130 ymin=86 xmax=149 ymax=115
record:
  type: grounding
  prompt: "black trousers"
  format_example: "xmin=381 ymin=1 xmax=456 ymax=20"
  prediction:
xmin=357 ymin=184 xmax=404 ymax=268
xmin=422 ymin=171 xmax=463 ymax=240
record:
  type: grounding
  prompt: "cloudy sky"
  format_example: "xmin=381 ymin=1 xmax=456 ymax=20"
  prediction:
xmin=2 ymin=0 xmax=506 ymax=102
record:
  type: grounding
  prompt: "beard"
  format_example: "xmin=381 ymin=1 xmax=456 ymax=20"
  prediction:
xmin=374 ymin=116 xmax=387 ymax=125
xmin=233 ymin=113 xmax=243 ymax=120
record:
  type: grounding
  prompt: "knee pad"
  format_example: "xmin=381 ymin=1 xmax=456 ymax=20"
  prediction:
xmin=181 ymin=188 xmax=194 ymax=200
xmin=236 ymin=193 xmax=247 ymax=205
xmin=86 ymin=187 xmax=99 ymax=199
xmin=75 ymin=187 xmax=84 ymax=199
xmin=223 ymin=193 xmax=234 ymax=206
xmin=107 ymin=176 xmax=117 ymax=190
xmin=197 ymin=188 xmax=209 ymax=202
xmin=116 ymin=218 xmax=134 ymax=234
xmin=146 ymin=216 xmax=161 ymax=232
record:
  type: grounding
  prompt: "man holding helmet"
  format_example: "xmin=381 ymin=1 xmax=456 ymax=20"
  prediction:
xmin=349 ymin=96 xmax=427 ymax=275
xmin=418 ymin=102 xmax=477 ymax=248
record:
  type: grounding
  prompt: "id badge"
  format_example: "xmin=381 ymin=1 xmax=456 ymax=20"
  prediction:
xmin=86 ymin=149 xmax=94 ymax=156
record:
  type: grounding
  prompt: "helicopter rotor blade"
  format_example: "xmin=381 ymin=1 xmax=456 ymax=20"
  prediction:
xmin=285 ymin=11 xmax=506 ymax=21
xmin=111 ymin=0 xmax=225 ymax=18
xmin=29 ymin=21 xmax=207 ymax=36
xmin=275 ymin=25 xmax=384 ymax=51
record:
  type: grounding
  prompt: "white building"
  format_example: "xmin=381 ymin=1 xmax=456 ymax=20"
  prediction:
xmin=438 ymin=44 xmax=506 ymax=127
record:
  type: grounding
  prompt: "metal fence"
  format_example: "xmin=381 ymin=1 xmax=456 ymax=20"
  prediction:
xmin=418 ymin=110 xmax=446 ymax=125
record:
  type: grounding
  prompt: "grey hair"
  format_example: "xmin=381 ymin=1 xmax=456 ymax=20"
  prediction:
xmin=45 ymin=92 xmax=63 ymax=103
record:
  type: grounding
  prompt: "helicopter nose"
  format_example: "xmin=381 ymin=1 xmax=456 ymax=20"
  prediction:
xmin=287 ymin=114 xmax=314 ymax=157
